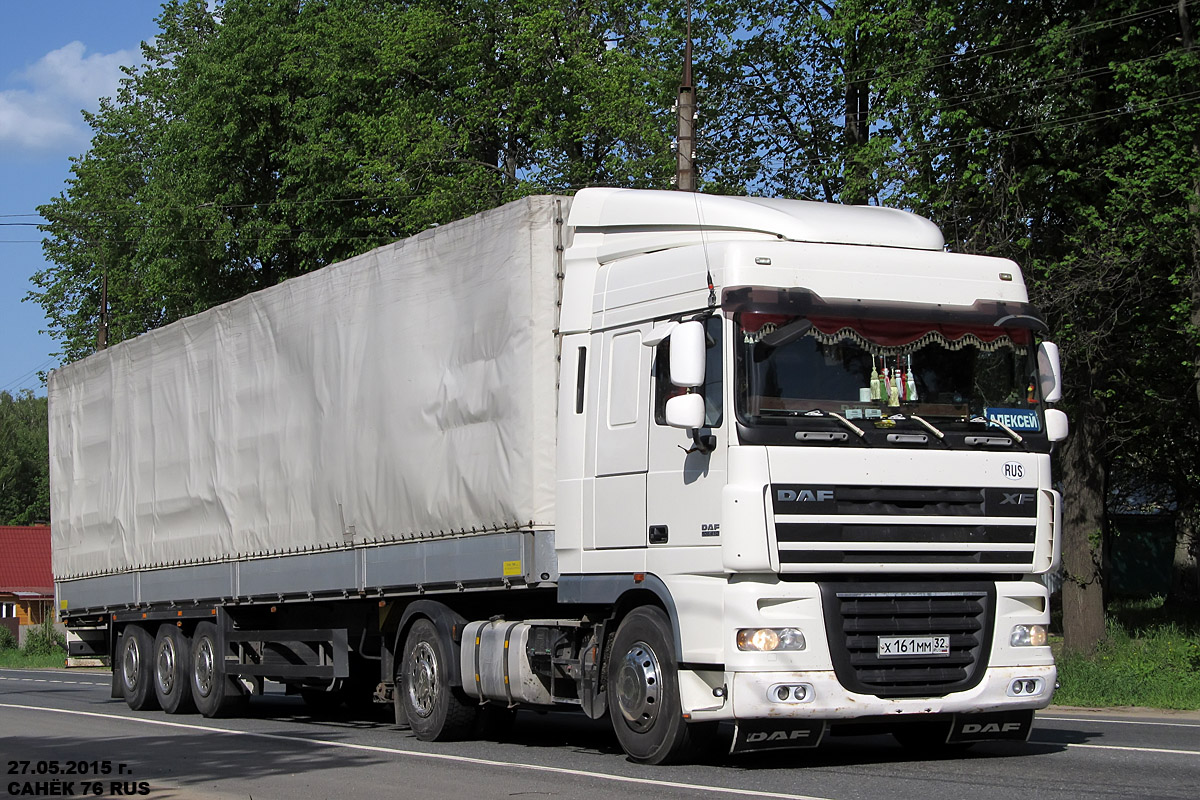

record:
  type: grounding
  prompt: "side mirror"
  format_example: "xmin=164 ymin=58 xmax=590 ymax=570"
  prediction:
xmin=1037 ymin=341 xmax=1062 ymax=403
xmin=670 ymin=320 xmax=706 ymax=388
xmin=1045 ymin=408 xmax=1069 ymax=443
xmin=665 ymin=392 xmax=705 ymax=429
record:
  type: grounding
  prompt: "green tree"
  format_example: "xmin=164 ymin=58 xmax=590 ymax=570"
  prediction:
xmin=699 ymin=0 xmax=1199 ymax=651
xmin=0 ymin=391 xmax=50 ymax=526
xmin=33 ymin=0 xmax=678 ymax=359
xmin=886 ymin=0 xmax=1199 ymax=651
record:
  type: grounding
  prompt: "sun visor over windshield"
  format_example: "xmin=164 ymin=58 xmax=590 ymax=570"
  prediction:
xmin=722 ymin=286 xmax=1048 ymax=334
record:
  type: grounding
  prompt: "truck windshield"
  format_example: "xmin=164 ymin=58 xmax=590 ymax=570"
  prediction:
xmin=735 ymin=312 xmax=1042 ymax=431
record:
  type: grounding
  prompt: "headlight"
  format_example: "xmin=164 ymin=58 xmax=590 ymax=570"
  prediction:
xmin=1010 ymin=624 xmax=1048 ymax=647
xmin=737 ymin=627 xmax=806 ymax=651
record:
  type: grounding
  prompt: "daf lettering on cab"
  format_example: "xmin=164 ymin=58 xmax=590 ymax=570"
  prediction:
xmin=51 ymin=189 xmax=1066 ymax=764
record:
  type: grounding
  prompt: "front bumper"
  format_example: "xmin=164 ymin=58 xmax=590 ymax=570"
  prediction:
xmin=686 ymin=663 xmax=1056 ymax=722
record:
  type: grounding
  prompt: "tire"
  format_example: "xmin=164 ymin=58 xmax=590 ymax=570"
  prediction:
xmin=397 ymin=617 xmax=476 ymax=741
xmin=189 ymin=621 xmax=246 ymax=718
xmin=119 ymin=625 xmax=159 ymax=711
xmin=153 ymin=624 xmax=195 ymax=714
xmin=607 ymin=606 xmax=712 ymax=765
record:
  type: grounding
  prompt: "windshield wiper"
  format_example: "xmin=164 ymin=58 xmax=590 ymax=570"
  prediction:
xmin=987 ymin=415 xmax=1025 ymax=445
xmin=911 ymin=414 xmax=947 ymax=442
xmin=965 ymin=415 xmax=1028 ymax=449
xmin=826 ymin=411 xmax=866 ymax=440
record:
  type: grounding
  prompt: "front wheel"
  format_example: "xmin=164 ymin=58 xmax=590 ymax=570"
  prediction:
xmin=397 ymin=618 xmax=476 ymax=741
xmin=607 ymin=606 xmax=713 ymax=764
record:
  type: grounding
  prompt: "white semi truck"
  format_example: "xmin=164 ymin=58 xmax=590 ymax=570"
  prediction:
xmin=51 ymin=188 xmax=1067 ymax=764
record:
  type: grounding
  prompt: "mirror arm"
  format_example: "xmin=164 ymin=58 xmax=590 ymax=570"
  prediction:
xmin=680 ymin=429 xmax=716 ymax=455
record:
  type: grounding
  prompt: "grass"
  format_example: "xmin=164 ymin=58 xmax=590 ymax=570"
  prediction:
xmin=1052 ymin=596 xmax=1200 ymax=710
xmin=0 ymin=649 xmax=68 ymax=669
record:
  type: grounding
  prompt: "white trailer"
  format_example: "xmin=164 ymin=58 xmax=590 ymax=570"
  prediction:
xmin=52 ymin=189 xmax=1066 ymax=763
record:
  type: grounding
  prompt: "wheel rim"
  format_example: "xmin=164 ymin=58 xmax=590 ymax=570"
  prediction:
xmin=406 ymin=641 xmax=439 ymax=719
xmin=195 ymin=637 xmax=215 ymax=698
xmin=156 ymin=637 xmax=176 ymax=694
xmin=614 ymin=640 xmax=661 ymax=733
xmin=122 ymin=636 xmax=141 ymax=690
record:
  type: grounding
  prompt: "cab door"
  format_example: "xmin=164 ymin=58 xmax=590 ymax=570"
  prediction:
xmin=590 ymin=325 xmax=651 ymax=549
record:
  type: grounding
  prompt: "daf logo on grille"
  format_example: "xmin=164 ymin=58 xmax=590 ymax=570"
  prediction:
xmin=777 ymin=489 xmax=834 ymax=503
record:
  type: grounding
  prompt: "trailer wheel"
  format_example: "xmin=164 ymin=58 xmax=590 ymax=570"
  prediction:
xmin=607 ymin=606 xmax=712 ymax=765
xmin=119 ymin=626 xmax=159 ymax=711
xmin=397 ymin=618 xmax=475 ymax=741
xmin=190 ymin=621 xmax=246 ymax=718
xmin=153 ymin=625 xmax=195 ymax=714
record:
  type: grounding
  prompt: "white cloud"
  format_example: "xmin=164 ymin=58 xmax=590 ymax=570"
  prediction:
xmin=0 ymin=41 xmax=144 ymax=152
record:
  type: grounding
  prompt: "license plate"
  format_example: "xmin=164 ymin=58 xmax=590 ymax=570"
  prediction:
xmin=877 ymin=635 xmax=950 ymax=657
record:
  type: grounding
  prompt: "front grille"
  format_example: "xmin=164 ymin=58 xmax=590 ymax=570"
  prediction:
xmin=821 ymin=583 xmax=994 ymax=698
xmin=771 ymin=484 xmax=1039 ymax=570
xmin=771 ymin=485 xmax=1037 ymax=518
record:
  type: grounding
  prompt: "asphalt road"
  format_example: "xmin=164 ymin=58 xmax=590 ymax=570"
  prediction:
xmin=2 ymin=667 xmax=1198 ymax=800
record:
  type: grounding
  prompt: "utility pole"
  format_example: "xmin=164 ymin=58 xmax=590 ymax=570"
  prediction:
xmin=675 ymin=0 xmax=696 ymax=192
xmin=97 ymin=271 xmax=108 ymax=351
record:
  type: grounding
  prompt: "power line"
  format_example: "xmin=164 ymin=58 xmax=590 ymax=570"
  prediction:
xmin=1 ymin=358 xmax=57 ymax=394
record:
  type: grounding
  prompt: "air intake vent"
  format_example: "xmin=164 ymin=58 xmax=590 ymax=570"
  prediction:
xmin=820 ymin=583 xmax=994 ymax=698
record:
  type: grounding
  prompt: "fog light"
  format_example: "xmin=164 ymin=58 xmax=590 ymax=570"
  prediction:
xmin=1010 ymin=624 xmax=1048 ymax=647
xmin=737 ymin=627 xmax=806 ymax=651
xmin=1008 ymin=677 xmax=1044 ymax=697
xmin=768 ymin=683 xmax=814 ymax=704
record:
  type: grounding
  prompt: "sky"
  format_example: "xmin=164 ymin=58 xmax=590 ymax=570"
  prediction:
xmin=0 ymin=1 xmax=165 ymax=396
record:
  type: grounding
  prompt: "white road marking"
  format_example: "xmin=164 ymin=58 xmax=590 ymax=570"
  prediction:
xmin=1063 ymin=743 xmax=1200 ymax=756
xmin=1040 ymin=715 xmax=1200 ymax=730
xmin=0 ymin=702 xmax=835 ymax=800
xmin=0 ymin=675 xmax=106 ymax=686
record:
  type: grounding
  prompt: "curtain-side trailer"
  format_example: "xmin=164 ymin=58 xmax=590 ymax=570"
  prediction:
xmin=52 ymin=188 xmax=1067 ymax=764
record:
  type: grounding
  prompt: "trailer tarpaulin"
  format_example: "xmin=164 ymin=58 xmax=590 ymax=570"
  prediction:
xmin=49 ymin=196 xmax=566 ymax=579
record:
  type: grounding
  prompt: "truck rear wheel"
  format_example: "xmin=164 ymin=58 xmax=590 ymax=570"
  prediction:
xmin=153 ymin=624 xmax=195 ymax=714
xmin=607 ymin=606 xmax=712 ymax=765
xmin=119 ymin=625 xmax=159 ymax=711
xmin=397 ymin=618 xmax=476 ymax=741
xmin=189 ymin=621 xmax=246 ymax=718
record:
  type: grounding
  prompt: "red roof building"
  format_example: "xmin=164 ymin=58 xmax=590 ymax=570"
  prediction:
xmin=0 ymin=525 xmax=53 ymax=628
